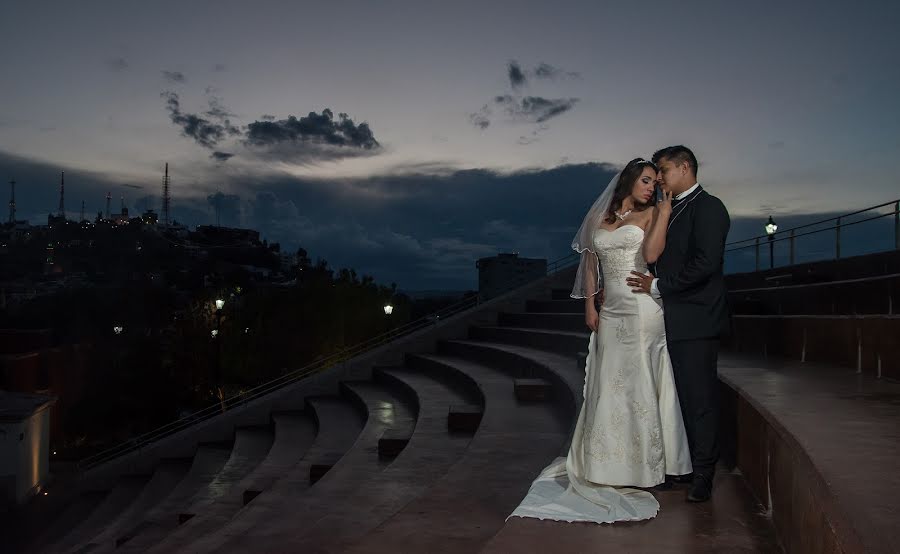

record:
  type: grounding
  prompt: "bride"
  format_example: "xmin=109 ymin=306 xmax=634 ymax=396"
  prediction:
xmin=510 ymin=158 xmax=692 ymax=523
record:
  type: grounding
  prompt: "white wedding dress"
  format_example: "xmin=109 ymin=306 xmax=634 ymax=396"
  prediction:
xmin=509 ymin=225 xmax=692 ymax=524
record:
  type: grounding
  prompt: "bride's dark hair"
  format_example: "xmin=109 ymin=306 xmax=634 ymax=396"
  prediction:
xmin=604 ymin=158 xmax=658 ymax=224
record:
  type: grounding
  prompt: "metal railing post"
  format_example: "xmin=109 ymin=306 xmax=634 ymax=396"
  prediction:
xmin=789 ymin=229 xmax=796 ymax=265
xmin=836 ymin=217 xmax=842 ymax=259
xmin=754 ymin=238 xmax=760 ymax=271
xmin=894 ymin=200 xmax=900 ymax=250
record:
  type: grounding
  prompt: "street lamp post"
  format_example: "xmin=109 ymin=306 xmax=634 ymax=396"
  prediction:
xmin=765 ymin=216 xmax=778 ymax=269
xmin=383 ymin=303 xmax=394 ymax=337
xmin=213 ymin=298 xmax=225 ymax=411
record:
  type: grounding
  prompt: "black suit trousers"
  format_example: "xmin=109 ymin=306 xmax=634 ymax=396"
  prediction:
xmin=667 ymin=338 xmax=720 ymax=479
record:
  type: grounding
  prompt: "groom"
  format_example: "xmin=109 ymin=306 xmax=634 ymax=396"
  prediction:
xmin=626 ymin=145 xmax=731 ymax=502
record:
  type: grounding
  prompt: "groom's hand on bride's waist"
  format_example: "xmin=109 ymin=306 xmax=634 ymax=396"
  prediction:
xmin=627 ymin=271 xmax=654 ymax=294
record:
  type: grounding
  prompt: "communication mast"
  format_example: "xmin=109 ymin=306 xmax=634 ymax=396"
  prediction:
xmin=162 ymin=163 xmax=171 ymax=226
xmin=8 ymin=179 xmax=15 ymax=223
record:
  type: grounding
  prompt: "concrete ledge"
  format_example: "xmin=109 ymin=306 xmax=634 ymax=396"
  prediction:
xmin=377 ymin=431 xmax=410 ymax=458
xmin=513 ymin=378 xmax=552 ymax=402
xmin=719 ymin=354 xmax=900 ymax=553
xmin=242 ymin=489 xmax=261 ymax=506
xmin=447 ymin=404 xmax=483 ymax=433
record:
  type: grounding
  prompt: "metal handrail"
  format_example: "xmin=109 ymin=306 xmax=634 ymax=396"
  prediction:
xmin=723 ymin=198 xmax=899 ymax=271
xmin=76 ymin=250 xmax=581 ymax=471
xmin=725 ymin=199 xmax=899 ymax=249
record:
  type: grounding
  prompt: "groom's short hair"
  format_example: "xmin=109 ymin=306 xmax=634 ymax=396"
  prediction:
xmin=652 ymin=145 xmax=698 ymax=176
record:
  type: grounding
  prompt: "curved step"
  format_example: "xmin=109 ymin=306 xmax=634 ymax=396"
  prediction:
xmin=343 ymin=353 xmax=570 ymax=554
xmin=110 ymin=442 xmax=234 ymax=551
xmin=145 ymin=412 xmax=317 ymax=553
xmin=470 ymin=325 xmax=588 ymax=355
xmin=70 ymin=458 xmax=192 ymax=552
xmin=265 ymin=366 xmax=480 ymax=552
xmin=177 ymin=395 xmax=366 ymax=552
xmin=526 ymin=298 xmax=582 ymax=314
xmin=499 ymin=311 xmax=585 ymax=332
xmin=116 ymin=425 xmax=273 ymax=551
xmin=46 ymin=474 xmax=150 ymax=553
xmin=439 ymin=338 xmax=584 ymax=451
xmin=24 ymin=490 xmax=107 ymax=553
xmin=190 ymin=381 xmax=417 ymax=552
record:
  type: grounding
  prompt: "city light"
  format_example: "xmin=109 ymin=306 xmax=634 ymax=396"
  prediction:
xmin=211 ymin=329 xmax=219 ymax=338
xmin=765 ymin=216 xmax=778 ymax=236
xmin=215 ymin=299 xmax=225 ymax=310
xmin=113 ymin=326 xmax=123 ymax=335
xmin=383 ymin=304 xmax=394 ymax=315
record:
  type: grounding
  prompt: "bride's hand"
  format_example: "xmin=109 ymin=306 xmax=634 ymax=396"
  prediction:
xmin=657 ymin=188 xmax=673 ymax=217
xmin=585 ymin=306 xmax=599 ymax=333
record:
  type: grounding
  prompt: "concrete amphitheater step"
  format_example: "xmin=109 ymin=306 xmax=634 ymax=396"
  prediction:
xmin=551 ymin=288 xmax=574 ymax=300
xmin=341 ymin=353 xmax=570 ymax=554
xmin=526 ymin=298 xmax=582 ymax=314
xmin=498 ymin=311 xmax=585 ymax=332
xmin=171 ymin=394 xmax=368 ymax=552
xmin=250 ymin=365 xmax=482 ymax=553
xmin=110 ymin=424 xmax=274 ymax=552
xmin=142 ymin=411 xmax=317 ymax=553
xmin=44 ymin=473 xmax=151 ymax=553
xmin=470 ymin=325 xmax=588 ymax=355
xmin=69 ymin=458 xmax=193 ymax=553
xmin=20 ymin=490 xmax=107 ymax=553
xmin=438 ymin=339 xmax=584 ymax=451
xmin=181 ymin=381 xmax=416 ymax=552
xmin=107 ymin=441 xmax=234 ymax=551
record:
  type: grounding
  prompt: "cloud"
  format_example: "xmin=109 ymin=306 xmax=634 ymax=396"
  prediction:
xmin=162 ymin=70 xmax=186 ymax=84
xmin=533 ymin=63 xmax=581 ymax=80
xmin=471 ymin=61 xmax=581 ymax=131
xmin=211 ymin=151 xmax=234 ymax=162
xmin=106 ymin=57 xmax=128 ymax=72
xmin=243 ymin=109 xmax=381 ymax=162
xmin=469 ymin=105 xmax=491 ymax=130
xmin=161 ymin=91 xmax=240 ymax=150
xmin=204 ymin=95 xmax=235 ymax=121
xmin=495 ymin=95 xmax=579 ymax=123
xmin=213 ymin=63 xmax=227 ymax=72
xmin=508 ymin=61 xmax=527 ymax=89
xmin=259 ymin=114 xmax=276 ymax=121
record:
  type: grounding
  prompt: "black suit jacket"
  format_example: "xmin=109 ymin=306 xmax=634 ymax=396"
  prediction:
xmin=654 ymin=186 xmax=731 ymax=341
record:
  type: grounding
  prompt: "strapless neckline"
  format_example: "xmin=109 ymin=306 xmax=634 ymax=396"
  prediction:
xmin=597 ymin=224 xmax=644 ymax=234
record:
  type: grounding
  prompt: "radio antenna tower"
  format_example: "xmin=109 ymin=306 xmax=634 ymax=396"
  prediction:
xmin=8 ymin=179 xmax=15 ymax=223
xmin=80 ymin=200 xmax=85 ymax=222
xmin=162 ymin=163 xmax=171 ymax=226
xmin=58 ymin=171 xmax=65 ymax=217
xmin=105 ymin=192 xmax=111 ymax=220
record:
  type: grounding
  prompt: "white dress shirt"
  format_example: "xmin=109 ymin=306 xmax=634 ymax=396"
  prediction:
xmin=649 ymin=183 xmax=700 ymax=299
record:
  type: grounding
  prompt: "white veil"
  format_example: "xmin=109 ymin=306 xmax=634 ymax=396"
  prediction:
xmin=569 ymin=158 xmax=657 ymax=299
xmin=569 ymin=170 xmax=621 ymax=299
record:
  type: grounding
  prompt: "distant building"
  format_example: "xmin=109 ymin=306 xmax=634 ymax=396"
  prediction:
xmin=141 ymin=209 xmax=159 ymax=225
xmin=0 ymin=390 xmax=56 ymax=506
xmin=476 ymin=253 xmax=547 ymax=301
xmin=110 ymin=204 xmax=130 ymax=225
xmin=279 ymin=252 xmax=297 ymax=271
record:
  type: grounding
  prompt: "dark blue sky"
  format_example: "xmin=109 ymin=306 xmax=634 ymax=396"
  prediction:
xmin=1 ymin=1 xmax=898 ymax=288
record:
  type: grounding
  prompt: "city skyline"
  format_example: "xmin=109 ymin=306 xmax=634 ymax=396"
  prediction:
xmin=2 ymin=1 xmax=899 ymax=287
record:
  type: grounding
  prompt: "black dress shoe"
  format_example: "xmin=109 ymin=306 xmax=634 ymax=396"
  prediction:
xmin=686 ymin=474 xmax=712 ymax=502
